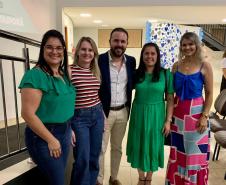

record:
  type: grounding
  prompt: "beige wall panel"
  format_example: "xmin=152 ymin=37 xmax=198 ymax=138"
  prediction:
xmin=98 ymin=29 xmax=142 ymax=48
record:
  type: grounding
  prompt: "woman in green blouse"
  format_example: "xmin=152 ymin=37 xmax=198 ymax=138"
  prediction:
xmin=19 ymin=30 xmax=75 ymax=185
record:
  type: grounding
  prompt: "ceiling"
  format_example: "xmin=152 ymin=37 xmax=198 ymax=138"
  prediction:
xmin=63 ymin=5 xmax=226 ymax=28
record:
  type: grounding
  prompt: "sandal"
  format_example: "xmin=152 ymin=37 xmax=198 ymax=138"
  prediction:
xmin=137 ymin=178 xmax=146 ymax=185
xmin=145 ymin=178 xmax=152 ymax=185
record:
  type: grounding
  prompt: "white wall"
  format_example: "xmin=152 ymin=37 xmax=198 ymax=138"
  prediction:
xmin=204 ymin=46 xmax=223 ymax=104
xmin=0 ymin=0 xmax=57 ymax=122
xmin=62 ymin=11 xmax=75 ymax=64
xmin=74 ymin=27 xmax=146 ymax=66
xmin=0 ymin=0 xmax=57 ymax=40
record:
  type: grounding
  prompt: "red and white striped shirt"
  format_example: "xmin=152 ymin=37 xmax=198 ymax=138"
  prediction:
xmin=71 ymin=65 xmax=101 ymax=109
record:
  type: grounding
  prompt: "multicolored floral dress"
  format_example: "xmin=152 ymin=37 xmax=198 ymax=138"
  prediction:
xmin=165 ymin=67 xmax=210 ymax=185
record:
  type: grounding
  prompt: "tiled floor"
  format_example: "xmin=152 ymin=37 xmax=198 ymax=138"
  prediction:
xmin=0 ymin=129 xmax=226 ymax=185
xmin=0 ymin=158 xmax=36 ymax=184
xmin=101 ymin=130 xmax=226 ymax=185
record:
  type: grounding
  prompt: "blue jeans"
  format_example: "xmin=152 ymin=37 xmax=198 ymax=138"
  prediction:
xmin=70 ymin=103 xmax=104 ymax=185
xmin=25 ymin=120 xmax=71 ymax=185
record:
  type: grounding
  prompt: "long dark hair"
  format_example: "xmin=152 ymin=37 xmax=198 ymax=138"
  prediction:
xmin=136 ymin=42 xmax=161 ymax=83
xmin=36 ymin=29 xmax=69 ymax=79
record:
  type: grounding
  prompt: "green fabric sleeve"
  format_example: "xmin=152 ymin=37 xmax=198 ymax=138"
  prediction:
xmin=19 ymin=68 xmax=49 ymax=92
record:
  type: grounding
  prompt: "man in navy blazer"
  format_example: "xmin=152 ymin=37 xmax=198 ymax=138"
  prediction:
xmin=97 ymin=28 xmax=136 ymax=185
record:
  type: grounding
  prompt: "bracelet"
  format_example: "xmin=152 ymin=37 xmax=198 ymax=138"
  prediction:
xmin=202 ymin=112 xmax=209 ymax=119
xmin=166 ymin=118 xmax=172 ymax=122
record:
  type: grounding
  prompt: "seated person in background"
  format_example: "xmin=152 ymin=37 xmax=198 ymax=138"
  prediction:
xmin=220 ymin=50 xmax=226 ymax=92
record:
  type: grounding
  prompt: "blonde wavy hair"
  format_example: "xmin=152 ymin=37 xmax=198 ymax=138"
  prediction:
xmin=73 ymin=37 xmax=101 ymax=81
xmin=178 ymin=32 xmax=205 ymax=62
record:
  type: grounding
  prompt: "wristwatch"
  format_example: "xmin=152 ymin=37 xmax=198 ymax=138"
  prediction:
xmin=202 ymin=112 xmax=209 ymax=119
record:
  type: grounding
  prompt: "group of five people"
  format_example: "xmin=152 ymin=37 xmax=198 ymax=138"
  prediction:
xmin=19 ymin=27 xmax=213 ymax=185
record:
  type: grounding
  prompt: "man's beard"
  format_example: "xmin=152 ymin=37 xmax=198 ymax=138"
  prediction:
xmin=110 ymin=47 xmax=126 ymax=58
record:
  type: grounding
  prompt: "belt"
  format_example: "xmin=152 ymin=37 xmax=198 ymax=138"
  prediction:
xmin=110 ymin=104 xmax=126 ymax=111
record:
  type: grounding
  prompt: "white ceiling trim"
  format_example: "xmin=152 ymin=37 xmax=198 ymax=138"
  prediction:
xmin=64 ymin=6 xmax=226 ymax=28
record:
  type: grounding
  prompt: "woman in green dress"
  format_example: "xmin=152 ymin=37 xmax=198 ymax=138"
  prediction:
xmin=126 ymin=42 xmax=174 ymax=185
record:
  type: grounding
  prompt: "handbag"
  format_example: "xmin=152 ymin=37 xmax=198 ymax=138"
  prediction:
xmin=164 ymin=133 xmax=171 ymax=146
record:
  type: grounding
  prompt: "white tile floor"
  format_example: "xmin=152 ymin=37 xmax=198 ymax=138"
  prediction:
xmin=101 ymin=128 xmax=170 ymax=185
xmin=101 ymin=129 xmax=226 ymax=185
xmin=0 ymin=159 xmax=36 ymax=184
xmin=0 ymin=129 xmax=226 ymax=185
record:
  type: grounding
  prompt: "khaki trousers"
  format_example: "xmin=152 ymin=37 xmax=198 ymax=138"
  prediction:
xmin=97 ymin=107 xmax=128 ymax=183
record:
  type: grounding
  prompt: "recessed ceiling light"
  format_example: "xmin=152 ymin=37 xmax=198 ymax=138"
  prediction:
xmin=148 ymin=19 xmax=158 ymax=23
xmin=222 ymin=18 xmax=226 ymax=22
xmin=80 ymin=13 xmax=91 ymax=17
xmin=101 ymin=24 xmax=108 ymax=27
xmin=93 ymin=20 xmax=102 ymax=24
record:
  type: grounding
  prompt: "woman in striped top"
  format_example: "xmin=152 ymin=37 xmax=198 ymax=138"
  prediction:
xmin=69 ymin=37 xmax=105 ymax=185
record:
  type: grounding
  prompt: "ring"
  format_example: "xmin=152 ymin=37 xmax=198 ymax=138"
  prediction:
xmin=51 ymin=149 xmax=59 ymax=152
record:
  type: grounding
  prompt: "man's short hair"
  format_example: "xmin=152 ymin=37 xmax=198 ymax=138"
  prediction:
xmin=110 ymin=27 xmax=128 ymax=40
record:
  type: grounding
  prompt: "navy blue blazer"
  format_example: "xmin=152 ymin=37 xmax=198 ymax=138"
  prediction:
xmin=98 ymin=52 xmax=136 ymax=117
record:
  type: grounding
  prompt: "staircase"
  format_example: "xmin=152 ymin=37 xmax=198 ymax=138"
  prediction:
xmin=197 ymin=24 xmax=226 ymax=51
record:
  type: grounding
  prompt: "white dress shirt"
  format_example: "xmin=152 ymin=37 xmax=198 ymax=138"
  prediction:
xmin=108 ymin=51 xmax=128 ymax=107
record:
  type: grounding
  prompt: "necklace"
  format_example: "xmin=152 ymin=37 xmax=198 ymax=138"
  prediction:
xmin=184 ymin=63 xmax=190 ymax=70
xmin=180 ymin=60 xmax=191 ymax=74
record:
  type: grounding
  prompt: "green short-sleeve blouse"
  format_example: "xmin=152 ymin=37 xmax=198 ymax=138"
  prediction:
xmin=19 ymin=67 xmax=76 ymax=124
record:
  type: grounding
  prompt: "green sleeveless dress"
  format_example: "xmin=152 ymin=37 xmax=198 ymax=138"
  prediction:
xmin=126 ymin=69 xmax=174 ymax=172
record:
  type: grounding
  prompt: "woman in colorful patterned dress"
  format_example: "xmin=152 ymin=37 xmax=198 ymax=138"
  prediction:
xmin=165 ymin=32 xmax=213 ymax=185
xmin=126 ymin=42 xmax=174 ymax=185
